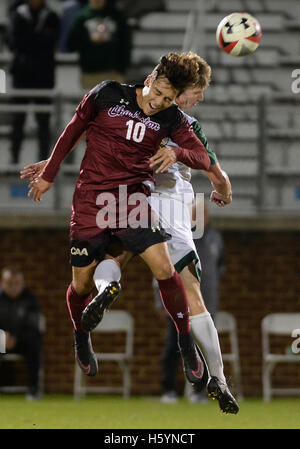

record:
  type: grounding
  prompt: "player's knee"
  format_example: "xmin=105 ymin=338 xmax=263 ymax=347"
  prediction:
xmin=154 ymin=262 xmax=175 ymax=280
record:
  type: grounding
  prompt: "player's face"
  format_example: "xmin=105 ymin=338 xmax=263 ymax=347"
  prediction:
xmin=139 ymin=77 xmax=179 ymax=116
xmin=176 ymin=86 xmax=204 ymax=109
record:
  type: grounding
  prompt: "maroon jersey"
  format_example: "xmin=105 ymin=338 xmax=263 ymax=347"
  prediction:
xmin=41 ymin=81 xmax=210 ymax=190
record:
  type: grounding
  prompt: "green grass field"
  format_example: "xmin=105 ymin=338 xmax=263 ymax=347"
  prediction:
xmin=0 ymin=395 xmax=299 ymax=429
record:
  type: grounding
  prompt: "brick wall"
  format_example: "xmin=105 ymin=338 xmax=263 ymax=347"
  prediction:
xmin=1 ymin=228 xmax=299 ymax=396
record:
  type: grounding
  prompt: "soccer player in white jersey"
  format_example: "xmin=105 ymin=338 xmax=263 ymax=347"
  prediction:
xmin=150 ymin=85 xmax=237 ymax=413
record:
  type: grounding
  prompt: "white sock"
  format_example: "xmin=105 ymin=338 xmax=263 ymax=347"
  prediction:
xmin=93 ymin=259 xmax=121 ymax=294
xmin=190 ymin=311 xmax=226 ymax=383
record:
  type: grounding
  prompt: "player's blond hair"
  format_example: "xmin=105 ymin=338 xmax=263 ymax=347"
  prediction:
xmin=150 ymin=52 xmax=206 ymax=94
xmin=191 ymin=53 xmax=212 ymax=90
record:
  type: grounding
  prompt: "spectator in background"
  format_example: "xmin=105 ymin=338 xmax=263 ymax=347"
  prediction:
xmin=66 ymin=0 xmax=132 ymax=90
xmin=5 ymin=0 xmax=60 ymax=164
xmin=0 ymin=266 xmax=43 ymax=400
xmin=153 ymin=203 xmax=225 ymax=403
xmin=59 ymin=0 xmax=88 ymax=52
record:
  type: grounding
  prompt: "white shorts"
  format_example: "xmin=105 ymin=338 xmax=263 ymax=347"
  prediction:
xmin=148 ymin=194 xmax=201 ymax=280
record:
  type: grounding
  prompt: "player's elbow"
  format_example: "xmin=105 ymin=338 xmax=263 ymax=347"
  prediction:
xmin=200 ymin=153 xmax=211 ymax=171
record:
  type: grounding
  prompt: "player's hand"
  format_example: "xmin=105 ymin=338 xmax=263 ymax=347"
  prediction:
xmin=150 ymin=146 xmax=177 ymax=173
xmin=28 ymin=175 xmax=53 ymax=202
xmin=20 ymin=160 xmax=48 ymax=181
xmin=210 ymin=190 xmax=232 ymax=207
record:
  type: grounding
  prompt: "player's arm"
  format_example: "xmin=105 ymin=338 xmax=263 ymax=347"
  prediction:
xmin=27 ymin=116 xmax=87 ymax=201
xmin=191 ymin=120 xmax=232 ymax=206
xmin=169 ymin=118 xmax=211 ymax=170
xmin=21 ymin=132 xmax=86 ymax=181
xmin=150 ymin=117 xmax=211 ymax=172
xmin=206 ymin=163 xmax=232 ymax=206
xmin=27 ymin=92 xmax=96 ymax=202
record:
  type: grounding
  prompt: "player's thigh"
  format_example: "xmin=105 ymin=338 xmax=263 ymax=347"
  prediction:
xmin=72 ymin=259 xmax=99 ymax=296
xmin=180 ymin=264 xmax=207 ymax=314
xmin=105 ymin=237 xmax=133 ymax=269
xmin=139 ymin=241 xmax=174 ymax=280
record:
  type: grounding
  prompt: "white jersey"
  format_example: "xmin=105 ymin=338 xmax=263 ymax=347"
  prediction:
xmin=153 ymin=112 xmax=196 ymax=203
xmin=148 ymin=113 xmax=200 ymax=274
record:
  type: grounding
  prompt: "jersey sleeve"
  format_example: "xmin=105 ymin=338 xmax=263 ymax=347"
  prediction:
xmin=41 ymin=92 xmax=97 ymax=183
xmin=191 ymin=120 xmax=218 ymax=166
xmin=169 ymin=112 xmax=211 ymax=171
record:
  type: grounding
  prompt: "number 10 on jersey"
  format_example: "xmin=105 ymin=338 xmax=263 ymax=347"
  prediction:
xmin=126 ymin=120 xmax=146 ymax=143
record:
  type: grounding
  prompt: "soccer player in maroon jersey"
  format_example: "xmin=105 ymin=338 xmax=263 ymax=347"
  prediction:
xmin=23 ymin=52 xmax=211 ymax=385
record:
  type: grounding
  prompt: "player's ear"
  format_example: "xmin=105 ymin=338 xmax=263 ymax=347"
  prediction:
xmin=144 ymin=75 xmax=152 ymax=87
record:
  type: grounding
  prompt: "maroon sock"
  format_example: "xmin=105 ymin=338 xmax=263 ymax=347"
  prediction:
xmin=157 ymin=271 xmax=190 ymax=335
xmin=66 ymin=283 xmax=93 ymax=333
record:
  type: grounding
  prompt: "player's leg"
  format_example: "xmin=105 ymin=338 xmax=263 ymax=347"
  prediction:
xmin=81 ymin=240 xmax=133 ymax=332
xmin=68 ymin=186 xmax=119 ymax=376
xmin=67 ymin=222 xmax=112 ymax=377
xmin=67 ymin=260 xmax=99 ymax=377
xmin=159 ymin=196 xmax=239 ymax=413
xmin=92 ymin=245 xmax=132 ymax=297
xmin=68 ymin=260 xmax=98 ymax=331
xmin=180 ymin=263 xmax=225 ymax=380
xmin=180 ymin=263 xmax=239 ymax=414
xmin=139 ymin=241 xmax=205 ymax=385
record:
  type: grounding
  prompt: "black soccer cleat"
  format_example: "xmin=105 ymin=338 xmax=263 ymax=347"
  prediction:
xmin=81 ymin=281 xmax=121 ymax=332
xmin=73 ymin=330 xmax=98 ymax=377
xmin=207 ymin=376 xmax=239 ymax=414
xmin=178 ymin=332 xmax=206 ymax=384
xmin=195 ymin=345 xmax=209 ymax=392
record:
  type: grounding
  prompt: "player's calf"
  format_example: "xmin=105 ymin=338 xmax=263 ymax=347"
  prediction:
xmin=73 ymin=330 xmax=98 ymax=376
xmin=178 ymin=333 xmax=208 ymax=386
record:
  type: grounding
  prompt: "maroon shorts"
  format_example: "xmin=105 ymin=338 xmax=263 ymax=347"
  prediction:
xmin=69 ymin=183 xmax=171 ymax=267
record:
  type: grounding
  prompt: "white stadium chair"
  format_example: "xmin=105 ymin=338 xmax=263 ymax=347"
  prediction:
xmin=262 ymin=313 xmax=300 ymax=401
xmin=74 ymin=310 xmax=134 ymax=400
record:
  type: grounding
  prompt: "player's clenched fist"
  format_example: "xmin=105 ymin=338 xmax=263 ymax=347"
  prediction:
xmin=210 ymin=190 xmax=232 ymax=207
xmin=28 ymin=175 xmax=53 ymax=202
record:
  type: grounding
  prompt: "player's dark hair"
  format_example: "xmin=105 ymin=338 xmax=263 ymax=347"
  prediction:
xmin=152 ymin=52 xmax=203 ymax=93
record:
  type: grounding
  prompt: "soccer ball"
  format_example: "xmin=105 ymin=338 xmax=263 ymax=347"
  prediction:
xmin=216 ymin=12 xmax=262 ymax=57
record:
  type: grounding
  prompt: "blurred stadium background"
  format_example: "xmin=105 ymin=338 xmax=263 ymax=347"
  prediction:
xmin=0 ymin=0 xmax=299 ymax=406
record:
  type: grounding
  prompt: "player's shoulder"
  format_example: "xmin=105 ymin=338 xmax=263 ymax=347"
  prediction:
xmin=90 ymin=80 xmax=123 ymax=97
xmin=89 ymin=80 xmax=134 ymax=108
xmin=156 ymin=104 xmax=186 ymax=129
xmin=180 ymin=110 xmax=197 ymax=126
